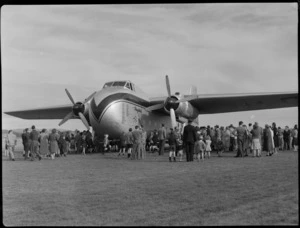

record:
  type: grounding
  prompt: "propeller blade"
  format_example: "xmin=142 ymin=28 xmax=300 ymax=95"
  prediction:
xmin=175 ymin=95 xmax=198 ymax=103
xmin=58 ymin=111 xmax=73 ymax=126
xmin=84 ymin=92 xmax=96 ymax=104
xmin=165 ymin=75 xmax=171 ymax=97
xmin=78 ymin=112 xmax=90 ymax=130
xmin=146 ymin=103 xmax=164 ymax=112
xmin=170 ymin=108 xmax=177 ymax=129
xmin=65 ymin=88 xmax=75 ymax=105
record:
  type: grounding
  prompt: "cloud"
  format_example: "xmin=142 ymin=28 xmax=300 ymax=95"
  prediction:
xmin=1 ymin=4 xmax=297 ymax=130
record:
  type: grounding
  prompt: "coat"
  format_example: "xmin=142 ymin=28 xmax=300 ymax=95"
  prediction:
xmin=49 ymin=133 xmax=59 ymax=154
xmin=132 ymin=130 xmax=142 ymax=144
xmin=158 ymin=127 xmax=166 ymax=140
xmin=183 ymin=124 xmax=197 ymax=144
xmin=39 ymin=132 xmax=49 ymax=155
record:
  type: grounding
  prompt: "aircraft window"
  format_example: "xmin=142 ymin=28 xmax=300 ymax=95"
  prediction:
xmin=112 ymin=81 xmax=126 ymax=87
xmin=125 ymin=82 xmax=131 ymax=90
xmin=103 ymin=82 xmax=114 ymax=88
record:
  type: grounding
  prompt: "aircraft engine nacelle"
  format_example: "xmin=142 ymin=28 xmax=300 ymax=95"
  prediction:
xmin=72 ymin=102 xmax=90 ymax=124
xmin=164 ymin=95 xmax=199 ymax=120
xmin=175 ymin=101 xmax=199 ymax=119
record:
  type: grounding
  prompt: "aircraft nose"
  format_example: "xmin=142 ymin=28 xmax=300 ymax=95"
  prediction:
xmin=89 ymin=89 xmax=118 ymax=121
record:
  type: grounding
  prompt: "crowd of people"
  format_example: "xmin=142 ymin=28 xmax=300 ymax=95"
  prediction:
xmin=3 ymin=121 xmax=298 ymax=162
xmin=111 ymin=121 xmax=298 ymax=162
xmin=3 ymin=125 xmax=95 ymax=161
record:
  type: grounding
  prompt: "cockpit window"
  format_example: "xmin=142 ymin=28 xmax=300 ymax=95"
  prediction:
xmin=112 ymin=81 xmax=126 ymax=87
xmin=125 ymin=82 xmax=131 ymax=90
xmin=103 ymin=81 xmax=134 ymax=91
xmin=103 ymin=82 xmax=114 ymax=88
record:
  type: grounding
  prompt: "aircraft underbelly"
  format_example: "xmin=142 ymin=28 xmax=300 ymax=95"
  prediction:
xmin=89 ymin=100 xmax=171 ymax=139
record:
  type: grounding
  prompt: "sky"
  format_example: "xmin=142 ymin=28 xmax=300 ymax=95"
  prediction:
xmin=1 ymin=3 xmax=298 ymax=131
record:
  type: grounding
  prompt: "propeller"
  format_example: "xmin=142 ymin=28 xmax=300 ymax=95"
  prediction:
xmin=170 ymin=108 xmax=177 ymax=129
xmin=174 ymin=95 xmax=197 ymax=103
xmin=58 ymin=89 xmax=96 ymax=130
xmin=146 ymin=75 xmax=178 ymax=128
xmin=166 ymin=75 xmax=177 ymax=129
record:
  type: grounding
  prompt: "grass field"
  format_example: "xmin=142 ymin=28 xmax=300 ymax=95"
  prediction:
xmin=2 ymin=149 xmax=298 ymax=226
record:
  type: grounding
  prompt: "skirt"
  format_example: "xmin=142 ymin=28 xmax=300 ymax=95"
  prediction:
xmin=252 ymin=138 xmax=261 ymax=150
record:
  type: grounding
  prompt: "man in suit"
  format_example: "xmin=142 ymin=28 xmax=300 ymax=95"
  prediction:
xmin=158 ymin=124 xmax=167 ymax=155
xmin=183 ymin=119 xmax=197 ymax=162
xmin=235 ymin=121 xmax=247 ymax=157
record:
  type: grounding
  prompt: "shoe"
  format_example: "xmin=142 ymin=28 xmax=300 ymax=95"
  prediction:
xmin=12 ymin=159 xmax=15 ymax=161
xmin=39 ymin=157 xmax=42 ymax=161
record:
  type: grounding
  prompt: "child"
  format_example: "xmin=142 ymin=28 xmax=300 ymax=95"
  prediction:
xmin=168 ymin=128 xmax=177 ymax=162
xmin=195 ymin=136 xmax=206 ymax=161
xmin=176 ymin=139 xmax=184 ymax=162
xmin=82 ymin=133 xmax=87 ymax=155
xmin=205 ymin=135 xmax=212 ymax=159
xmin=103 ymin=134 xmax=111 ymax=154
xmin=199 ymin=137 xmax=206 ymax=161
xmin=118 ymin=132 xmax=127 ymax=156
xmin=216 ymin=140 xmax=224 ymax=157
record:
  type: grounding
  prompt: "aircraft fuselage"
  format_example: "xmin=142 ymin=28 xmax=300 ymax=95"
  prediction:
xmin=87 ymin=87 xmax=176 ymax=139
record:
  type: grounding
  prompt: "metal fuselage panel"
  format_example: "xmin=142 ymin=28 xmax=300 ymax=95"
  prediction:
xmin=88 ymin=87 xmax=173 ymax=139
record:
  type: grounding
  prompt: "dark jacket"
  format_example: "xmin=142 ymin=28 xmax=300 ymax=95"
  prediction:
xmin=30 ymin=130 xmax=39 ymax=141
xmin=183 ymin=124 xmax=197 ymax=144
xmin=22 ymin=132 xmax=30 ymax=145
xmin=168 ymin=132 xmax=177 ymax=145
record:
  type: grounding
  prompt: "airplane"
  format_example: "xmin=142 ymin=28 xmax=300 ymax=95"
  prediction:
xmin=5 ymin=75 xmax=298 ymax=140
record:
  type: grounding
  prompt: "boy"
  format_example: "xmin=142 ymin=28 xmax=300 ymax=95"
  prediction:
xmin=195 ymin=136 xmax=206 ymax=161
xmin=168 ymin=128 xmax=177 ymax=162
xmin=205 ymin=135 xmax=212 ymax=159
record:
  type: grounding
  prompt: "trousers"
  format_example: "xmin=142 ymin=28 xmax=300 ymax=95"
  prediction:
xmin=185 ymin=142 xmax=194 ymax=162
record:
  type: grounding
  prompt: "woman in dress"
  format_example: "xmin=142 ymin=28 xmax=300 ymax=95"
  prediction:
xmin=39 ymin=129 xmax=49 ymax=158
xmin=49 ymin=129 xmax=59 ymax=159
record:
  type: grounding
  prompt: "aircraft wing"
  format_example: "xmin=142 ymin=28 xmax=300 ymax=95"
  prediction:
xmin=185 ymin=91 xmax=298 ymax=114
xmin=4 ymin=105 xmax=74 ymax=119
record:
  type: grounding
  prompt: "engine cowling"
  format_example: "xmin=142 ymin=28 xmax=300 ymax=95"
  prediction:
xmin=164 ymin=95 xmax=199 ymax=120
xmin=175 ymin=101 xmax=199 ymax=120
